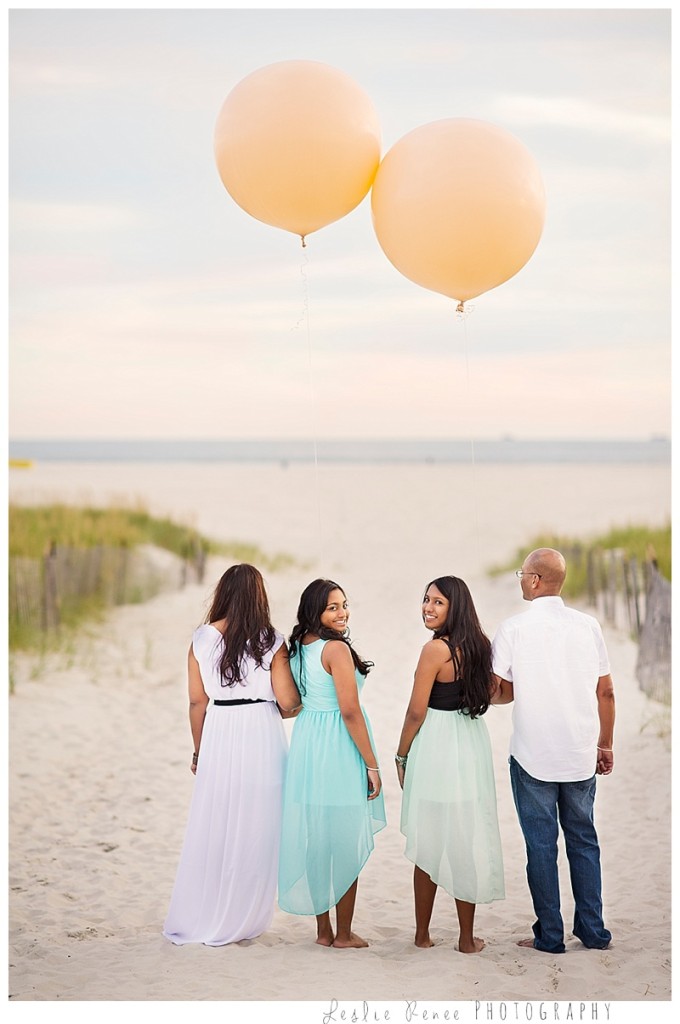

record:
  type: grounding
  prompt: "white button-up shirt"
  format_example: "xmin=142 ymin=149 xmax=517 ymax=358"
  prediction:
xmin=491 ymin=596 xmax=610 ymax=782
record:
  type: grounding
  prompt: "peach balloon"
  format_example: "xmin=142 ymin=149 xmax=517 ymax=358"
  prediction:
xmin=371 ymin=118 xmax=546 ymax=304
xmin=214 ymin=60 xmax=381 ymax=242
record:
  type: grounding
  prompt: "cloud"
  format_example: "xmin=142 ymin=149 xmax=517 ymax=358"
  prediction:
xmin=10 ymin=200 xmax=139 ymax=233
xmin=494 ymin=93 xmax=669 ymax=143
xmin=9 ymin=57 xmax=104 ymax=90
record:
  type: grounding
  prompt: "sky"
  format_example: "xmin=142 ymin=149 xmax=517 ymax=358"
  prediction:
xmin=7 ymin=3 xmax=672 ymax=441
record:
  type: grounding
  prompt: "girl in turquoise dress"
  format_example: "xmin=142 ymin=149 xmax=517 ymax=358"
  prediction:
xmin=278 ymin=579 xmax=386 ymax=947
xmin=396 ymin=576 xmax=504 ymax=953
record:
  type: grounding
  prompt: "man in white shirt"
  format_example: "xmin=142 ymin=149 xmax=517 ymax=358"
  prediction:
xmin=491 ymin=548 xmax=615 ymax=954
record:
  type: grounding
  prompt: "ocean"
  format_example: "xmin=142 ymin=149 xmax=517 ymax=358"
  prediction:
xmin=7 ymin=437 xmax=671 ymax=464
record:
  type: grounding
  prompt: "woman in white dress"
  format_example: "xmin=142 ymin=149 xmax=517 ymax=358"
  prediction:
xmin=163 ymin=563 xmax=301 ymax=946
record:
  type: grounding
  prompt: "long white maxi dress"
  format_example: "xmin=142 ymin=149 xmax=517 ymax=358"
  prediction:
xmin=163 ymin=625 xmax=288 ymax=945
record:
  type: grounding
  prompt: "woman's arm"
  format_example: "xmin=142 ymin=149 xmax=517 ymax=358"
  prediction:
xmin=188 ymin=645 xmax=210 ymax=774
xmin=490 ymin=674 xmax=514 ymax=705
xmin=395 ymin=640 xmax=447 ymax=789
xmin=270 ymin=643 xmax=303 ymax=718
xmin=323 ymin=641 xmax=382 ymax=801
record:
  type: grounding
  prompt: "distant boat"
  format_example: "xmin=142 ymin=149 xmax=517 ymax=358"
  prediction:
xmin=9 ymin=459 xmax=33 ymax=468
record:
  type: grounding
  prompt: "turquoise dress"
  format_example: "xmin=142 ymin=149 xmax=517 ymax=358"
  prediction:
xmin=278 ymin=639 xmax=386 ymax=915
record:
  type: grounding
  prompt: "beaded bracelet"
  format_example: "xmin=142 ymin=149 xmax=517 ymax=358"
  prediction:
xmin=394 ymin=753 xmax=408 ymax=766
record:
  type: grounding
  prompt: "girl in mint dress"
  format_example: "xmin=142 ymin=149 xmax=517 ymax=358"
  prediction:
xmin=395 ymin=575 xmax=504 ymax=954
xmin=278 ymin=579 xmax=386 ymax=947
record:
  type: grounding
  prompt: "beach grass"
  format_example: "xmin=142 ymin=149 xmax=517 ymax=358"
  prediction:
xmin=9 ymin=503 xmax=295 ymax=568
xmin=9 ymin=503 xmax=210 ymax=559
xmin=490 ymin=522 xmax=671 ymax=598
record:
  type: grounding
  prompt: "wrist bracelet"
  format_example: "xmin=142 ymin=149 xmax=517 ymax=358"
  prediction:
xmin=366 ymin=766 xmax=380 ymax=773
xmin=192 ymin=752 xmax=199 ymax=763
xmin=394 ymin=754 xmax=408 ymax=766
xmin=597 ymin=747 xmax=613 ymax=752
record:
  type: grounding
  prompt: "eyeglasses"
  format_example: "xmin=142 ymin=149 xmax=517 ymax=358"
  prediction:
xmin=515 ymin=570 xmax=542 ymax=579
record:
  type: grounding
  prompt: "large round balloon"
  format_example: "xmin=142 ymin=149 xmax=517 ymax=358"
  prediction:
xmin=214 ymin=60 xmax=381 ymax=242
xmin=371 ymin=118 xmax=546 ymax=304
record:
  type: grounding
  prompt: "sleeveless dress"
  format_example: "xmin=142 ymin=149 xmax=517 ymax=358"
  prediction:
xmin=163 ymin=625 xmax=288 ymax=945
xmin=400 ymin=680 xmax=505 ymax=904
xmin=278 ymin=639 xmax=387 ymax=915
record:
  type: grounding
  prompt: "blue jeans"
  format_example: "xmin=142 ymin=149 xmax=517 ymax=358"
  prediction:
xmin=509 ymin=756 xmax=611 ymax=953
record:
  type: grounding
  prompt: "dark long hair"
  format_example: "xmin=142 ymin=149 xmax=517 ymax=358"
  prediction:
xmin=206 ymin=564 xmax=277 ymax=687
xmin=288 ymin=579 xmax=373 ymax=693
xmin=426 ymin=575 xmax=492 ymax=718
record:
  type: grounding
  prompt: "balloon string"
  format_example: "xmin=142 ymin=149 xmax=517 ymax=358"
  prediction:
xmin=458 ymin=305 xmax=482 ymax=574
xmin=299 ymin=250 xmax=323 ymax=567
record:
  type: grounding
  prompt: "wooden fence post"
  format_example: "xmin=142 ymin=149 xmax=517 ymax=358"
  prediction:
xmin=42 ymin=542 xmax=60 ymax=633
xmin=115 ymin=543 xmax=128 ymax=604
xmin=586 ymin=549 xmax=596 ymax=606
xmin=629 ymin=555 xmax=641 ymax=639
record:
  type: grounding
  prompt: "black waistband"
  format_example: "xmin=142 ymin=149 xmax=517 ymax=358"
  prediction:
xmin=213 ymin=698 xmax=268 ymax=706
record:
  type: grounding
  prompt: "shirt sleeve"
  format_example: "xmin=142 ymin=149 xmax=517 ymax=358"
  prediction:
xmin=591 ymin=620 xmax=611 ymax=676
xmin=263 ymin=629 xmax=285 ymax=668
xmin=271 ymin=630 xmax=284 ymax=656
xmin=491 ymin=622 xmax=514 ymax=681
xmin=192 ymin=625 xmax=222 ymax=668
xmin=191 ymin=625 xmax=205 ymax=659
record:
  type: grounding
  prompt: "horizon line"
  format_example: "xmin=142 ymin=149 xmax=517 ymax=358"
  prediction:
xmin=8 ymin=435 xmax=671 ymax=444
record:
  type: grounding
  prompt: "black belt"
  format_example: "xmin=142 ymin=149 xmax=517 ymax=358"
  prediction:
xmin=213 ymin=698 xmax=268 ymax=706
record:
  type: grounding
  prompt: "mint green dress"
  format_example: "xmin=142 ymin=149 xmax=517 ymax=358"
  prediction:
xmin=278 ymin=639 xmax=386 ymax=915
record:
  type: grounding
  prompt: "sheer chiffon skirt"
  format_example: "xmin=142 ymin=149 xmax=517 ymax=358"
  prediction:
xmin=400 ymin=708 xmax=505 ymax=904
xmin=163 ymin=701 xmax=287 ymax=945
xmin=278 ymin=707 xmax=386 ymax=915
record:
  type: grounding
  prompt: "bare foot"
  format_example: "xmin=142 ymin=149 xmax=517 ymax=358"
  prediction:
xmin=457 ymin=936 xmax=485 ymax=954
xmin=333 ymin=932 xmax=369 ymax=948
xmin=415 ymin=932 xmax=435 ymax=948
xmin=316 ymin=930 xmax=335 ymax=947
xmin=517 ymin=938 xmax=536 ymax=949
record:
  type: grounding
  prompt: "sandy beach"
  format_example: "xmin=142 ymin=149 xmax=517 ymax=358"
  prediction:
xmin=7 ymin=459 xmax=672 ymax=1019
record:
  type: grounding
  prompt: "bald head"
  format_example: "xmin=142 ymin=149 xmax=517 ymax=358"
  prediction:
xmin=525 ymin=548 xmax=567 ymax=594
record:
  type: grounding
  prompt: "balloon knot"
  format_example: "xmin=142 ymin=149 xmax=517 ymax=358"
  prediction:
xmin=456 ymin=301 xmax=465 ymax=314
xmin=300 ymin=235 xmax=307 ymax=248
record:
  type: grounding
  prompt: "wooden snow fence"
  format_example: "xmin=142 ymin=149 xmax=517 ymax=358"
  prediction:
xmin=573 ymin=546 xmax=670 ymax=706
xmin=9 ymin=541 xmax=207 ymax=647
